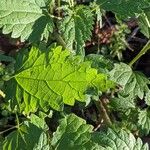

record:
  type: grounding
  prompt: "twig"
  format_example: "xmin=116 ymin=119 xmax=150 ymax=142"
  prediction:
xmin=0 ymin=120 xmax=23 ymax=135
xmin=95 ymin=97 xmax=112 ymax=126
xmin=104 ymin=15 xmax=112 ymax=27
xmin=131 ymin=37 xmax=147 ymax=43
xmin=94 ymin=119 xmax=103 ymax=131
xmin=57 ymin=0 xmax=61 ymax=17
xmin=127 ymin=27 xmax=139 ymax=42
xmin=54 ymin=31 xmax=67 ymax=49
xmin=0 ymin=126 xmax=17 ymax=135
xmin=122 ymin=39 xmax=134 ymax=51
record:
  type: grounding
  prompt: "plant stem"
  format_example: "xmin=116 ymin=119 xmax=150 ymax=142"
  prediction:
xmin=57 ymin=0 xmax=61 ymax=17
xmin=54 ymin=31 xmax=67 ymax=48
xmin=0 ymin=121 xmax=23 ymax=135
xmin=0 ymin=126 xmax=17 ymax=135
xmin=0 ymin=90 xmax=5 ymax=98
xmin=69 ymin=0 xmax=74 ymax=7
xmin=49 ymin=0 xmax=55 ymax=14
xmin=95 ymin=97 xmax=112 ymax=126
xmin=129 ymin=40 xmax=150 ymax=67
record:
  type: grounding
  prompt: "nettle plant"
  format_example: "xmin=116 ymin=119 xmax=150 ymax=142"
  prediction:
xmin=0 ymin=0 xmax=150 ymax=149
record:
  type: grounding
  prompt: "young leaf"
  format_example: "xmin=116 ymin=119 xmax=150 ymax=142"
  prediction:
xmin=5 ymin=46 xmax=114 ymax=113
xmin=59 ymin=6 xmax=94 ymax=55
xmin=138 ymin=9 xmax=150 ymax=38
xmin=97 ymin=0 xmax=149 ymax=19
xmin=2 ymin=116 xmax=50 ymax=150
xmin=0 ymin=0 xmax=54 ymax=42
xmin=138 ymin=109 xmax=150 ymax=135
xmin=52 ymin=114 xmax=149 ymax=150
xmin=109 ymin=63 xmax=150 ymax=99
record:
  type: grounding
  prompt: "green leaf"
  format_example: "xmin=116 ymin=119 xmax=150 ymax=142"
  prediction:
xmin=92 ymin=128 xmax=149 ymax=150
xmin=2 ymin=116 xmax=50 ymax=150
xmin=51 ymin=114 xmax=104 ymax=150
xmin=86 ymin=54 xmax=114 ymax=73
xmin=97 ymin=0 xmax=150 ymax=19
xmin=30 ymin=114 xmax=48 ymax=129
xmin=145 ymin=90 xmax=150 ymax=106
xmin=59 ymin=6 xmax=94 ymax=55
xmin=33 ymin=0 xmax=48 ymax=7
xmin=109 ymin=63 xmax=150 ymax=99
xmin=5 ymin=46 xmax=114 ymax=113
xmin=52 ymin=114 xmax=148 ymax=150
xmin=138 ymin=109 xmax=150 ymax=135
xmin=0 ymin=0 xmax=54 ymax=42
xmin=138 ymin=9 xmax=150 ymax=38
xmin=110 ymin=94 xmax=135 ymax=111
xmin=0 ymin=54 xmax=15 ymax=62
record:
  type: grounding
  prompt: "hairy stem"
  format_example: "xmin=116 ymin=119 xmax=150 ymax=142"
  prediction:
xmin=49 ymin=0 xmax=55 ymax=14
xmin=0 ymin=126 xmax=17 ymax=135
xmin=0 ymin=122 xmax=23 ymax=135
xmin=57 ymin=0 xmax=61 ymax=17
xmin=95 ymin=97 xmax=112 ymax=126
xmin=54 ymin=31 xmax=67 ymax=48
xmin=129 ymin=40 xmax=150 ymax=67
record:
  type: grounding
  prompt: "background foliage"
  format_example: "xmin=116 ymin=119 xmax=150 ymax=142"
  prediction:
xmin=0 ymin=0 xmax=150 ymax=149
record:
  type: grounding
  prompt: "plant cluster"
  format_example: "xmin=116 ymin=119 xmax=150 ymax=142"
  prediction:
xmin=0 ymin=0 xmax=150 ymax=149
